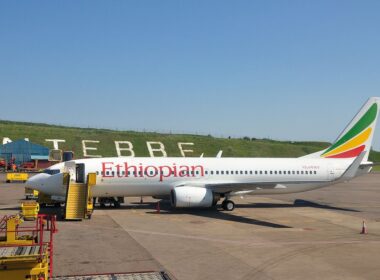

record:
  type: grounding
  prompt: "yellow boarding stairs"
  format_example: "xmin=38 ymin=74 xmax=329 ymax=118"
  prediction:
xmin=64 ymin=173 xmax=96 ymax=221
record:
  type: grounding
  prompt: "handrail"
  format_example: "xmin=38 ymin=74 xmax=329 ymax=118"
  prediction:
xmin=0 ymin=214 xmax=58 ymax=278
xmin=0 ymin=215 xmax=10 ymax=232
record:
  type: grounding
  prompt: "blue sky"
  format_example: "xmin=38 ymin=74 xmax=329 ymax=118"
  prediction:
xmin=0 ymin=1 xmax=380 ymax=150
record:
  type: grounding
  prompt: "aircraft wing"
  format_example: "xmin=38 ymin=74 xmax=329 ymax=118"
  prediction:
xmin=206 ymin=182 xmax=277 ymax=194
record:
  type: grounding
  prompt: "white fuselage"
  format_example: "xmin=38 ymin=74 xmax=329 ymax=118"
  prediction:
xmin=34 ymin=157 xmax=353 ymax=198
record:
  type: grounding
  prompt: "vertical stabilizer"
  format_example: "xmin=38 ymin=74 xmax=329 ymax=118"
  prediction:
xmin=302 ymin=97 xmax=380 ymax=162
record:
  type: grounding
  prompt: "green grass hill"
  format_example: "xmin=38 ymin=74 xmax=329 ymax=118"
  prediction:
xmin=0 ymin=120 xmax=379 ymax=170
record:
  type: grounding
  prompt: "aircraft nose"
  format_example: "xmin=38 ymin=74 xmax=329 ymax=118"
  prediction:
xmin=25 ymin=173 xmax=51 ymax=192
xmin=25 ymin=172 xmax=67 ymax=196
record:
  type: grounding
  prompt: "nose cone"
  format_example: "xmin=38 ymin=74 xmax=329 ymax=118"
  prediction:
xmin=25 ymin=173 xmax=66 ymax=196
xmin=25 ymin=173 xmax=51 ymax=191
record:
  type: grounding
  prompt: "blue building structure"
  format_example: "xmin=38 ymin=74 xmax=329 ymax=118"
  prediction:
xmin=0 ymin=140 xmax=49 ymax=165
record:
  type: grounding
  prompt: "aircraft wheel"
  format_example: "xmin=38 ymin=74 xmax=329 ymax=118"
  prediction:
xmin=222 ymin=200 xmax=235 ymax=211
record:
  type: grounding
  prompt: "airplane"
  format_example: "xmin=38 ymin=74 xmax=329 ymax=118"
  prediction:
xmin=26 ymin=97 xmax=379 ymax=211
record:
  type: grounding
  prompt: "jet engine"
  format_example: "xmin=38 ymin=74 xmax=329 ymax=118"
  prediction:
xmin=171 ymin=186 xmax=220 ymax=208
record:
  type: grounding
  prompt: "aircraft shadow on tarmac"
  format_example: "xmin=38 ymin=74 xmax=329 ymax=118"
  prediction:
xmin=131 ymin=202 xmax=291 ymax=228
xmin=152 ymin=209 xmax=293 ymax=228
xmin=129 ymin=199 xmax=359 ymax=228
xmin=238 ymin=199 xmax=360 ymax=213
xmin=32 ymin=198 xmax=359 ymax=225
xmin=94 ymin=202 xmax=291 ymax=228
xmin=125 ymin=198 xmax=359 ymax=212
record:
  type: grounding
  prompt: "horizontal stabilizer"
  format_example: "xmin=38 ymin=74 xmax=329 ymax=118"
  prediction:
xmin=340 ymin=152 xmax=366 ymax=180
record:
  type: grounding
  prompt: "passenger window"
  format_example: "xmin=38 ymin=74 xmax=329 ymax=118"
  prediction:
xmin=216 ymin=171 xmax=219 ymax=175
xmin=255 ymin=171 xmax=258 ymax=175
xmin=314 ymin=171 xmax=317 ymax=174
xmin=297 ymin=171 xmax=299 ymax=175
xmin=259 ymin=171 xmax=263 ymax=175
xmin=96 ymin=171 xmax=99 ymax=175
xmin=211 ymin=171 xmax=214 ymax=175
xmin=249 ymin=171 xmax=253 ymax=174
xmin=301 ymin=171 xmax=304 ymax=174
xmin=279 ymin=171 xmax=282 ymax=175
xmin=226 ymin=171 xmax=229 ymax=175
xmin=292 ymin=171 xmax=295 ymax=175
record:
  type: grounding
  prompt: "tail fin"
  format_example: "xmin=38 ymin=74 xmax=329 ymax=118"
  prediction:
xmin=303 ymin=97 xmax=380 ymax=161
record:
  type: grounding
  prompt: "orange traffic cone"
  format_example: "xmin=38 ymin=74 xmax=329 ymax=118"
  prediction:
xmin=156 ymin=201 xmax=160 ymax=213
xmin=360 ymin=220 xmax=368 ymax=234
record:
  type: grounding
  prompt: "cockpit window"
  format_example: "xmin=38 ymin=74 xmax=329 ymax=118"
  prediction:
xmin=43 ymin=169 xmax=60 ymax=175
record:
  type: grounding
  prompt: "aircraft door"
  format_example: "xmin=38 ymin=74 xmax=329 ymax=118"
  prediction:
xmin=64 ymin=161 xmax=76 ymax=182
xmin=76 ymin=163 xmax=85 ymax=183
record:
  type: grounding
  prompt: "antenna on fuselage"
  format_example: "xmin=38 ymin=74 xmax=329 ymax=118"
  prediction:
xmin=216 ymin=150 xmax=223 ymax=158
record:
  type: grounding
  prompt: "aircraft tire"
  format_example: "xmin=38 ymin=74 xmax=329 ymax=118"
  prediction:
xmin=222 ymin=200 xmax=235 ymax=211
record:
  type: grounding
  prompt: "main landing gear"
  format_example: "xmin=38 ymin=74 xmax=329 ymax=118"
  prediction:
xmin=221 ymin=199 xmax=235 ymax=211
xmin=97 ymin=197 xmax=124 ymax=208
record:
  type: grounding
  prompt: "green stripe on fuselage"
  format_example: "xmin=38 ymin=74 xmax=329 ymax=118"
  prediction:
xmin=323 ymin=103 xmax=377 ymax=155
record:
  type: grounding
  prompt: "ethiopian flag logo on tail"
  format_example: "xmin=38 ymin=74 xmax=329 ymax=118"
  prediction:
xmin=322 ymin=102 xmax=378 ymax=159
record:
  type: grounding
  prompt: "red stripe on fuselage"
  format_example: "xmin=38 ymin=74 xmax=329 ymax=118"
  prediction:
xmin=325 ymin=145 xmax=365 ymax=158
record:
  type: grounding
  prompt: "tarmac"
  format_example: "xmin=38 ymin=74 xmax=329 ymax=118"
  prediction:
xmin=1 ymin=173 xmax=380 ymax=280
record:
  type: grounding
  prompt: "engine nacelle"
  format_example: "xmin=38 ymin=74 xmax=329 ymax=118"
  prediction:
xmin=171 ymin=186 xmax=219 ymax=208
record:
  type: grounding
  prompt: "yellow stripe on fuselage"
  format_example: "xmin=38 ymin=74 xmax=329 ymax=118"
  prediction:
xmin=323 ymin=127 xmax=372 ymax=157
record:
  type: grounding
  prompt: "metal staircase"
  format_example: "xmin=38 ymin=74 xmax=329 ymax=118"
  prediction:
xmin=65 ymin=183 xmax=87 ymax=220
xmin=64 ymin=173 xmax=96 ymax=221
